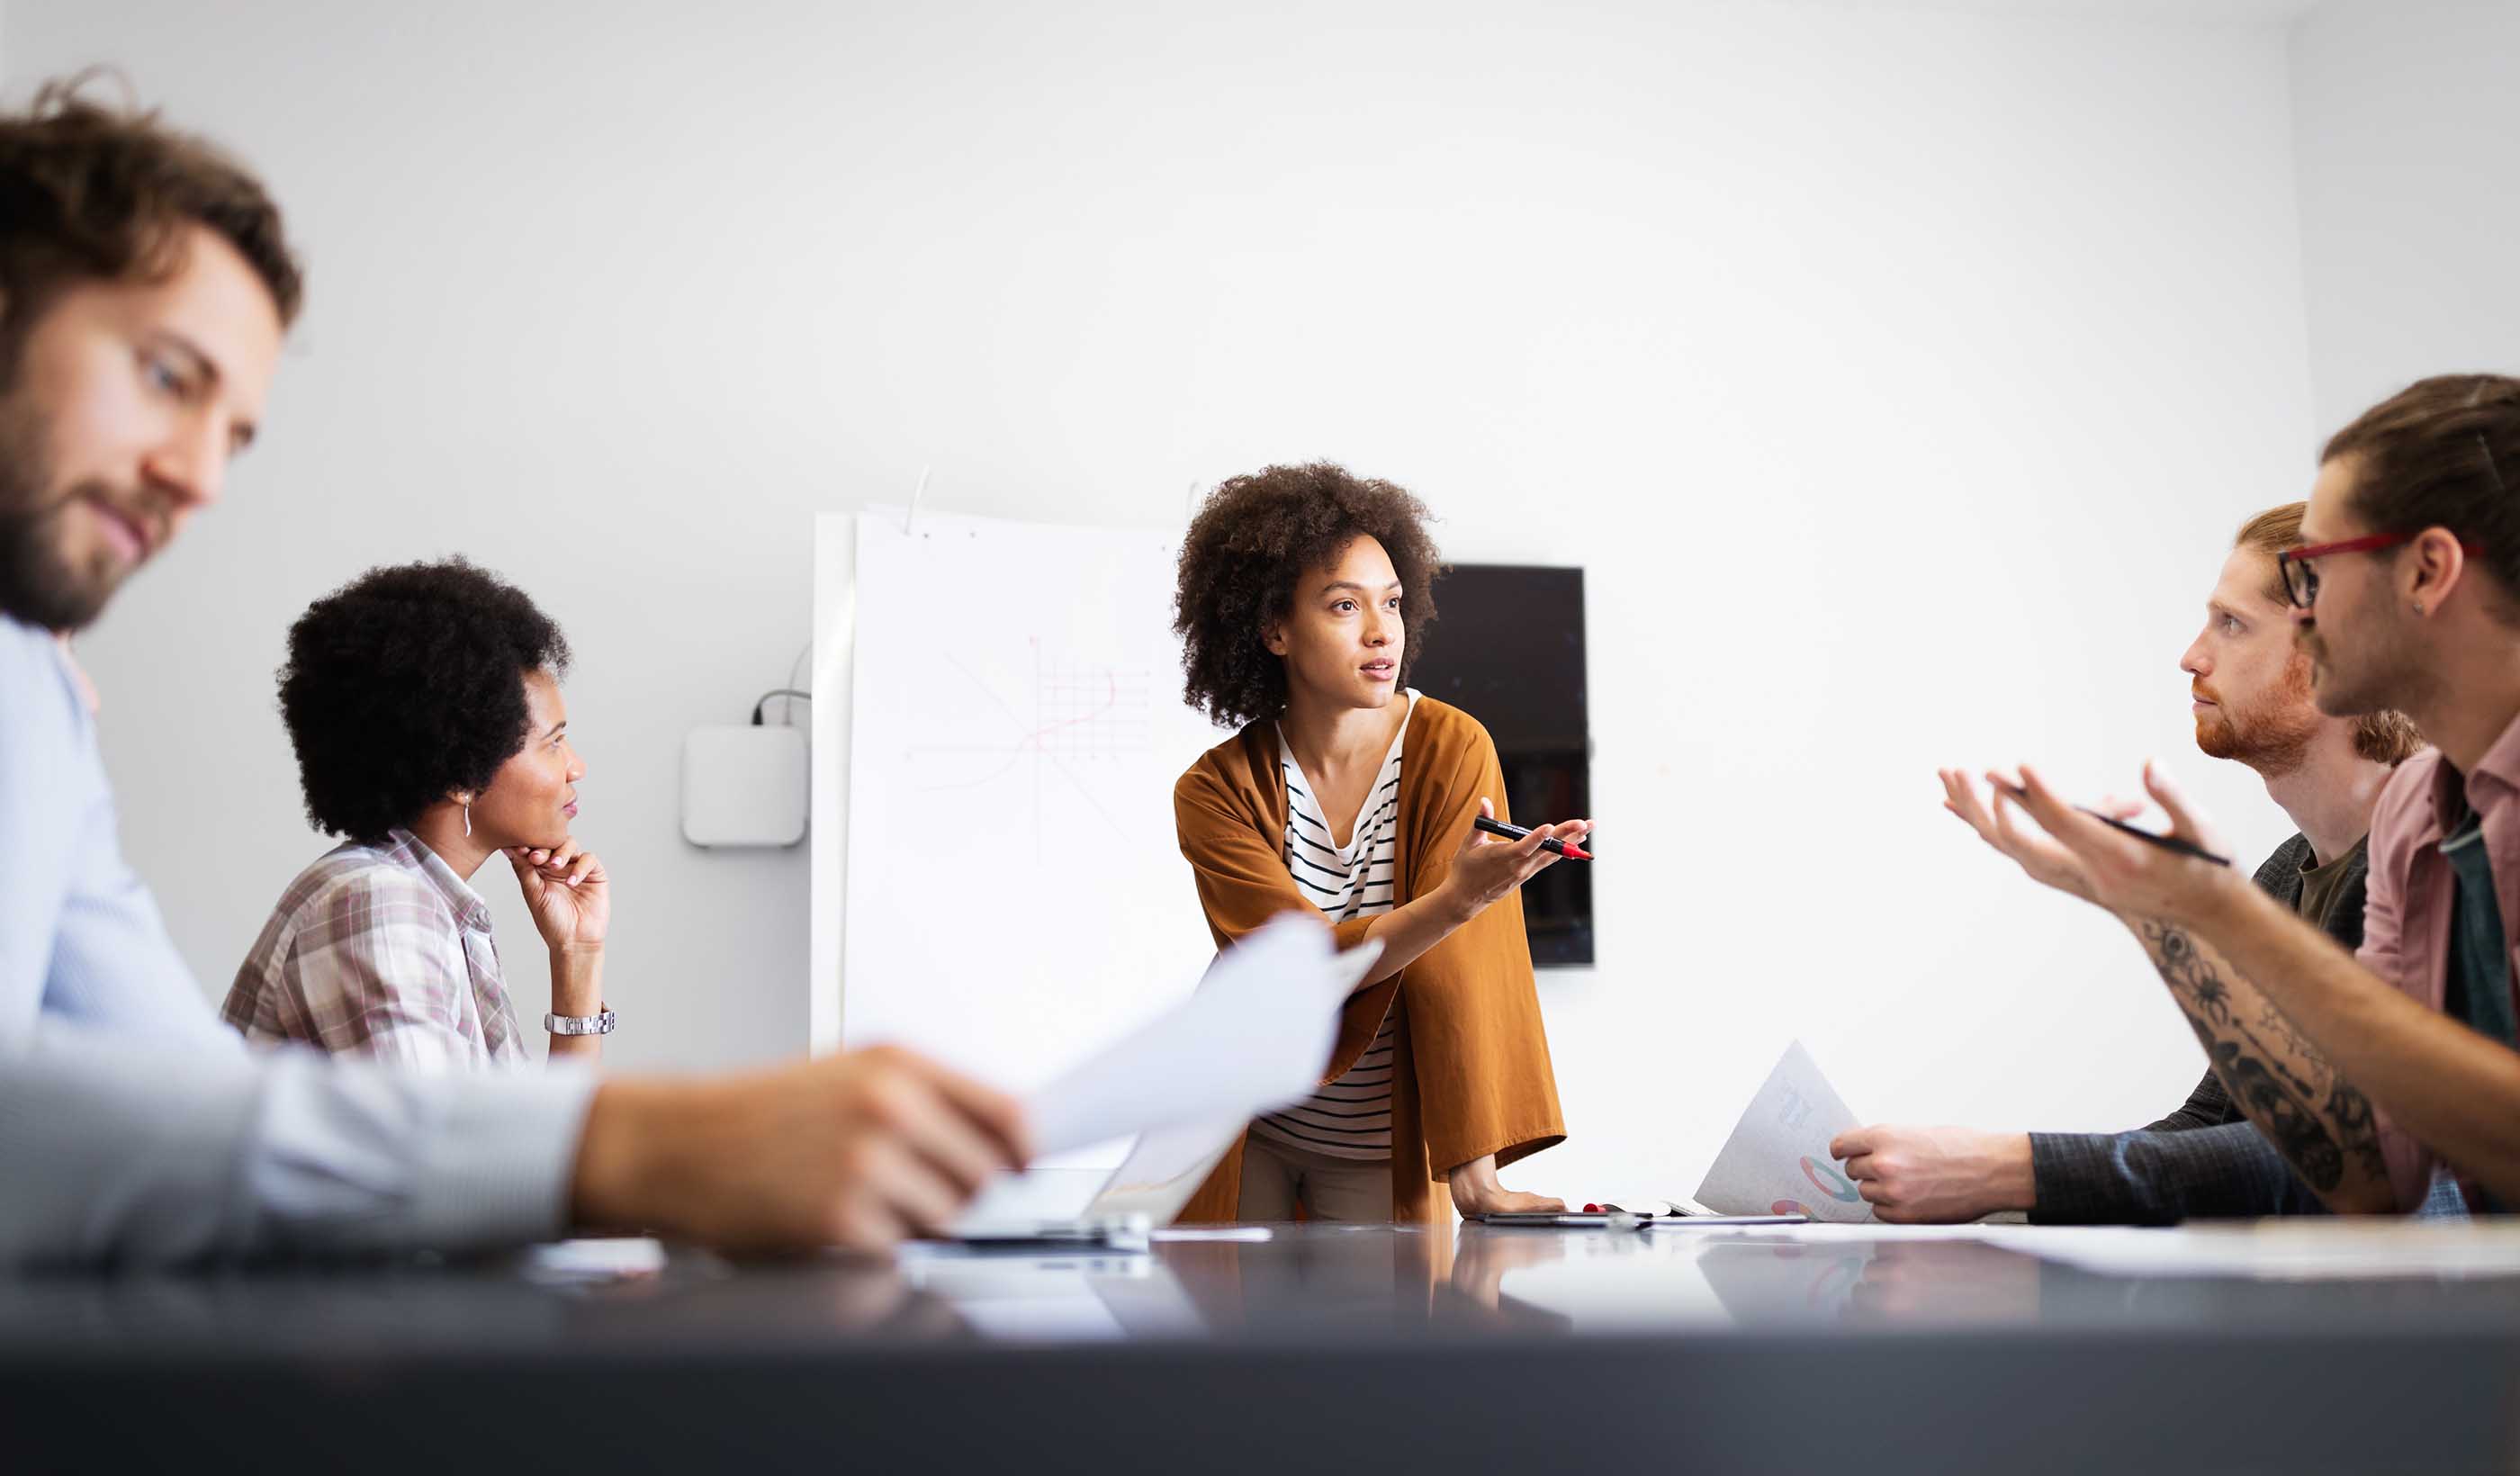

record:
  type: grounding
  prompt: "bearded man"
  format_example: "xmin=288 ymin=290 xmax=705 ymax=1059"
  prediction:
xmin=1832 ymin=504 xmax=2425 ymax=1224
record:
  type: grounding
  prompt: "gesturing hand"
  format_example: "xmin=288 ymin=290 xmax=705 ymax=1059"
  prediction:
xmin=1438 ymin=798 xmax=1588 ymax=922
xmin=508 ymin=839 xmax=610 ymax=951
xmin=1938 ymin=767 xmax=2138 ymax=907
xmin=2002 ymin=759 xmax=2246 ymax=926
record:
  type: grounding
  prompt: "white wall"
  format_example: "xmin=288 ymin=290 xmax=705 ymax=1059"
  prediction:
xmin=2291 ymin=0 xmax=2520 ymax=432
xmin=5 ymin=0 xmax=2326 ymax=1202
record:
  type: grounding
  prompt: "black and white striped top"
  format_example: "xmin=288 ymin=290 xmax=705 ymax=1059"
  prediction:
xmin=1249 ymin=691 xmax=1416 ymax=1162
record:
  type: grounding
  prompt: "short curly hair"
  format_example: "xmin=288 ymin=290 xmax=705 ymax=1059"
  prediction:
xmin=278 ymin=560 xmax=572 ymax=842
xmin=1172 ymin=462 xmax=1443 ymax=729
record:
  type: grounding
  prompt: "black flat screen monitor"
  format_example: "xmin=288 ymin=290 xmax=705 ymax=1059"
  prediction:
xmin=1408 ymin=564 xmax=1592 ymax=968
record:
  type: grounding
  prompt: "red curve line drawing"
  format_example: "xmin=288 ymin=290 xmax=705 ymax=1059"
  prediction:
xmin=910 ymin=652 xmax=1138 ymax=856
xmin=915 ymin=659 xmax=1120 ymax=793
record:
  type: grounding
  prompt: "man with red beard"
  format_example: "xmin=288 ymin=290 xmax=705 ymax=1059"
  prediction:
xmin=1832 ymin=504 xmax=2426 ymax=1224
xmin=2001 ymin=375 xmax=2520 ymax=1219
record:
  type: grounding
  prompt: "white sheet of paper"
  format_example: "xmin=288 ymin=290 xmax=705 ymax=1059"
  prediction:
xmin=1025 ymin=916 xmax=1377 ymax=1156
xmin=1976 ymin=1221 xmax=2520 ymax=1282
xmin=520 ymin=1238 xmax=668 ymax=1282
xmin=1694 ymin=1040 xmax=1876 ymax=1223
xmin=1696 ymin=1221 xmax=1997 ymax=1244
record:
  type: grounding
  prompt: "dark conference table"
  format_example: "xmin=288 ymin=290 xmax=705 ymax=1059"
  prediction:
xmin=5 ymin=1222 xmax=2516 ymax=1473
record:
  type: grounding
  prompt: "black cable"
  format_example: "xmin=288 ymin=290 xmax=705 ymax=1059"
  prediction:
xmin=751 ymin=688 xmax=813 ymax=725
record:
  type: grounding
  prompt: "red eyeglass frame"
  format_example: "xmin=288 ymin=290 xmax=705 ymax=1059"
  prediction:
xmin=2277 ymin=531 xmax=2485 ymax=609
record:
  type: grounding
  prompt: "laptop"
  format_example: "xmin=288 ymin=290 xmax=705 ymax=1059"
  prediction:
xmin=952 ymin=1116 xmax=1248 ymax=1249
xmin=953 ymin=937 xmax=1389 ymax=1249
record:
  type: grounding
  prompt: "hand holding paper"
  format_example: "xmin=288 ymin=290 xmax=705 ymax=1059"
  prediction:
xmin=1695 ymin=1041 xmax=1876 ymax=1224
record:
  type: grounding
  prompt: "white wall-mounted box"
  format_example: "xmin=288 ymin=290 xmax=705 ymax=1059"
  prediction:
xmin=681 ymin=726 xmax=807 ymax=848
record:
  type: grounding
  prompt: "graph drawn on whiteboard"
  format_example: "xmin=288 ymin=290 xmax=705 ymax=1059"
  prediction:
xmin=842 ymin=508 xmax=1228 ymax=1130
xmin=1028 ymin=651 xmax=1154 ymax=760
xmin=907 ymin=642 xmax=1160 ymax=855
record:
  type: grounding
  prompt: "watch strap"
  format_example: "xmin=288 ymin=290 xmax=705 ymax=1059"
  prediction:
xmin=544 ymin=1007 xmax=616 ymax=1037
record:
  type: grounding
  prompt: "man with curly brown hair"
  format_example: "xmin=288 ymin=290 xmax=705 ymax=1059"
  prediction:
xmin=0 ymin=77 xmax=1028 ymax=1266
xmin=1169 ymin=461 xmax=1585 ymax=1221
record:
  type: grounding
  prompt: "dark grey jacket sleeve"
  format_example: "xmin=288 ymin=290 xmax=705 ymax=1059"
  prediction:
xmin=2028 ymin=1120 xmax=2325 ymax=1225
xmin=2138 ymin=1067 xmax=2235 ymax=1134
xmin=2025 ymin=834 xmax=2360 ymax=1226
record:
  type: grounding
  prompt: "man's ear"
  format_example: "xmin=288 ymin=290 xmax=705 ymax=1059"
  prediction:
xmin=2407 ymin=526 xmax=2470 ymax=610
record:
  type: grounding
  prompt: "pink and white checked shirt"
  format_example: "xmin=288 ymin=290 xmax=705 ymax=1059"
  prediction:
xmin=222 ymin=829 xmax=529 ymax=1069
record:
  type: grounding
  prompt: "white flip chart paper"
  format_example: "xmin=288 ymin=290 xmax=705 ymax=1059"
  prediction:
xmin=841 ymin=508 xmax=1226 ymax=1127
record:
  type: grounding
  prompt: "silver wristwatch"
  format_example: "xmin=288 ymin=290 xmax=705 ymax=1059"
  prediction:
xmin=544 ymin=1007 xmax=617 ymax=1037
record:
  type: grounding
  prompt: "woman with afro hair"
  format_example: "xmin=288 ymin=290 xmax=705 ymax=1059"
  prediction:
xmin=1170 ymin=463 xmax=1583 ymax=1223
xmin=223 ymin=560 xmax=614 ymax=1067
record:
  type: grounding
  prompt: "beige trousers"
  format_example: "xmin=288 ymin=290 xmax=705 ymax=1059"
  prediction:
xmin=1238 ymin=1134 xmax=1394 ymax=1223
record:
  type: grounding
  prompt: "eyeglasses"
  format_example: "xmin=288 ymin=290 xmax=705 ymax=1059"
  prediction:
xmin=2277 ymin=531 xmax=2485 ymax=609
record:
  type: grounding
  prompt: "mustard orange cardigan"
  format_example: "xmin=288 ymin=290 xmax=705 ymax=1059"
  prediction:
xmin=1171 ymin=696 xmax=1567 ymax=1223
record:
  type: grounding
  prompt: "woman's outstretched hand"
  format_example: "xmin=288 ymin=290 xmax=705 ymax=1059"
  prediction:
xmin=1436 ymin=798 xmax=1588 ymax=924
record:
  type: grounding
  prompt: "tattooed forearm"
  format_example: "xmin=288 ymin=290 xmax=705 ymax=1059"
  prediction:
xmin=2141 ymin=921 xmax=2380 ymax=1196
xmin=2324 ymin=1076 xmax=2390 ymax=1181
xmin=2253 ymin=999 xmax=2336 ymax=1094
xmin=2206 ymin=1037 xmax=2344 ymax=1191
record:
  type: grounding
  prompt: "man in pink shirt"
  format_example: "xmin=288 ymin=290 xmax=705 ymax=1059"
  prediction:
xmin=1992 ymin=373 xmax=2520 ymax=1214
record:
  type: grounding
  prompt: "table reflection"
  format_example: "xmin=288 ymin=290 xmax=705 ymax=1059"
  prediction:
xmin=15 ymin=1224 xmax=2520 ymax=1359
xmin=1454 ymin=1224 xmax=1886 ymax=1330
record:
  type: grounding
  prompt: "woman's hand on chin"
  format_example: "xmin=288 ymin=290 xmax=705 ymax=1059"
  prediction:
xmin=508 ymin=838 xmax=610 ymax=952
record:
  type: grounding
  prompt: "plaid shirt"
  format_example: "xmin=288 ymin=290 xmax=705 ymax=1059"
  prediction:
xmin=222 ymin=829 xmax=528 ymax=1069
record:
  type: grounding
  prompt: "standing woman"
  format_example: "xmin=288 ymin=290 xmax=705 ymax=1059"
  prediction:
xmin=223 ymin=560 xmax=613 ymax=1067
xmin=1171 ymin=462 xmax=1582 ymax=1222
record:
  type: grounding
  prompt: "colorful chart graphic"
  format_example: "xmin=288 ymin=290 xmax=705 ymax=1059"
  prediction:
xmin=1772 ymin=1199 xmax=1814 ymax=1217
xmin=1800 ymin=1156 xmax=1864 ymax=1203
